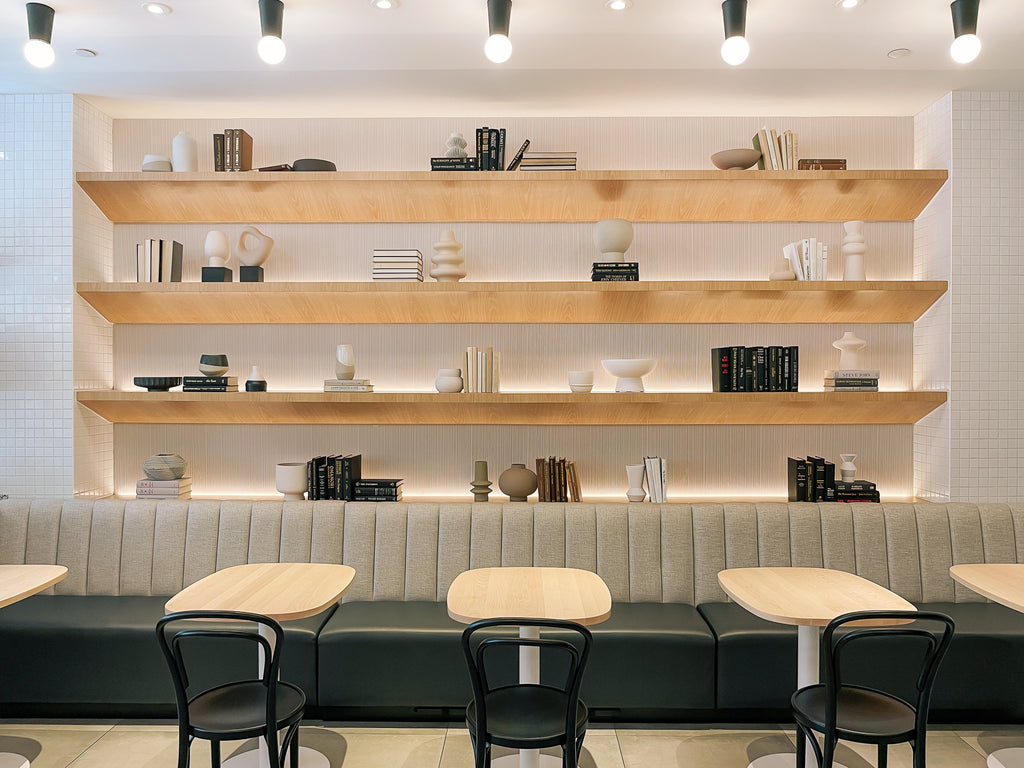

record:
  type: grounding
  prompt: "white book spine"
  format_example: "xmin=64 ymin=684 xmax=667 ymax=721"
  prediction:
xmin=808 ymin=237 xmax=817 ymax=280
xmin=821 ymin=243 xmax=828 ymax=280
xmin=801 ymin=238 xmax=811 ymax=281
xmin=783 ymin=242 xmax=804 ymax=280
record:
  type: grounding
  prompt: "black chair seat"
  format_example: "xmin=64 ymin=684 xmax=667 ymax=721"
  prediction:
xmin=792 ymin=685 xmax=916 ymax=742
xmin=467 ymin=686 xmax=588 ymax=748
xmin=190 ymin=681 xmax=305 ymax=740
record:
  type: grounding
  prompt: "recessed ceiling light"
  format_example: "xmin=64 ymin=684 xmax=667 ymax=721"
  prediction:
xmin=370 ymin=0 xmax=399 ymax=7
xmin=142 ymin=2 xmax=172 ymax=14
xmin=887 ymin=47 xmax=912 ymax=58
xmin=834 ymin=0 xmax=864 ymax=8
xmin=605 ymin=0 xmax=633 ymax=10
xmin=74 ymin=48 xmax=98 ymax=57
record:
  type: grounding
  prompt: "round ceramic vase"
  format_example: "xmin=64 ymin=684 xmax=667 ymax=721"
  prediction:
xmin=143 ymin=453 xmax=187 ymax=481
xmin=498 ymin=463 xmax=538 ymax=502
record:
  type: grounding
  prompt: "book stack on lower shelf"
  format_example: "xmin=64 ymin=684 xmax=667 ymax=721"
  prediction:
xmin=644 ymin=456 xmax=667 ymax=502
xmin=824 ymin=369 xmax=879 ymax=392
xmin=535 ymin=457 xmax=581 ymax=502
xmin=183 ymin=376 xmax=237 ymax=392
xmin=136 ymin=239 xmax=182 ymax=283
xmin=519 ymin=151 xmax=576 ymax=171
xmin=464 ymin=346 xmax=500 ymax=392
xmin=307 ymin=453 xmax=362 ymax=500
xmin=323 ymin=379 xmax=374 ymax=392
xmin=712 ymin=346 xmax=799 ymax=392
xmin=787 ymin=456 xmax=880 ymax=502
xmin=591 ymin=262 xmax=639 ymax=282
xmin=353 ymin=479 xmax=403 ymax=502
xmin=372 ymin=249 xmax=423 ymax=281
xmin=136 ymin=477 xmax=192 ymax=499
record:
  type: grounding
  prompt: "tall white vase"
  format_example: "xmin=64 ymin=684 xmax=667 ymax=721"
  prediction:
xmin=832 ymin=332 xmax=867 ymax=370
xmin=594 ymin=219 xmax=634 ymax=262
xmin=172 ymin=131 xmax=198 ymax=172
xmin=841 ymin=220 xmax=867 ymax=281
xmin=839 ymin=454 xmax=858 ymax=482
xmin=430 ymin=230 xmax=466 ymax=282
xmin=626 ymin=464 xmax=647 ymax=502
xmin=335 ymin=344 xmax=355 ymax=380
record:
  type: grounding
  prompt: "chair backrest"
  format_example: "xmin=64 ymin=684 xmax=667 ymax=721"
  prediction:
xmin=155 ymin=610 xmax=286 ymax=732
xmin=461 ymin=618 xmax=593 ymax=743
xmin=821 ymin=610 xmax=955 ymax=729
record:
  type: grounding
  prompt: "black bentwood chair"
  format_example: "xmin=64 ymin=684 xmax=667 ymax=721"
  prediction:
xmin=791 ymin=610 xmax=955 ymax=768
xmin=461 ymin=618 xmax=593 ymax=768
xmin=156 ymin=610 xmax=305 ymax=768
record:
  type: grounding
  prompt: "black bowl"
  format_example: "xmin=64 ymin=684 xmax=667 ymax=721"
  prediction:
xmin=134 ymin=377 xmax=182 ymax=392
xmin=292 ymin=158 xmax=337 ymax=172
xmin=199 ymin=354 xmax=229 ymax=366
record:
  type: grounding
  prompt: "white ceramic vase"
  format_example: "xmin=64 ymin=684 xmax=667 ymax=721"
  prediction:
xmin=839 ymin=454 xmax=858 ymax=482
xmin=204 ymin=231 xmax=230 ymax=267
xmin=245 ymin=365 xmax=267 ymax=391
xmin=143 ymin=453 xmax=187 ymax=481
xmin=236 ymin=226 xmax=274 ymax=267
xmin=435 ymin=368 xmax=464 ymax=393
xmin=275 ymin=462 xmax=307 ymax=501
xmin=626 ymin=464 xmax=647 ymax=502
xmin=171 ymin=131 xmax=198 ymax=172
xmin=842 ymin=220 xmax=867 ymax=281
xmin=335 ymin=344 xmax=355 ymax=380
xmin=593 ymin=219 xmax=634 ymax=262
xmin=832 ymin=331 xmax=867 ymax=370
xmin=431 ymin=230 xmax=466 ymax=282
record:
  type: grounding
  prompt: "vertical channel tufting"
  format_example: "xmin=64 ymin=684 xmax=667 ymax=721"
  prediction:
xmin=978 ymin=503 xmax=1016 ymax=563
xmin=1011 ymin=504 xmax=1024 ymax=561
xmin=85 ymin=500 xmax=126 ymax=596
xmin=120 ymin=501 xmax=157 ymax=595
xmin=280 ymin=501 xmax=316 ymax=563
xmin=151 ymin=500 xmax=190 ymax=597
xmin=372 ymin=503 xmax=410 ymax=601
xmin=883 ymin=504 xmax=924 ymax=602
xmin=789 ymin=503 xmax=824 ymax=567
xmin=404 ymin=504 xmax=439 ymax=600
xmin=469 ymin=504 xmax=503 ymax=569
xmin=249 ymin=500 xmax=284 ymax=563
xmin=311 ymin=503 xmax=344 ymax=565
xmin=25 ymin=499 xmax=62 ymax=568
xmin=437 ymin=504 xmax=472 ymax=600
xmin=755 ymin=503 xmax=792 ymax=567
xmin=627 ymin=505 xmax=662 ymax=602
xmin=661 ymin=504 xmax=695 ymax=605
xmin=595 ymin=504 xmax=630 ymax=602
xmin=916 ymin=505 xmax=955 ymax=602
xmin=565 ymin=504 xmax=597 ymax=573
xmin=722 ymin=504 xmax=758 ymax=569
xmin=182 ymin=500 xmax=222 ymax=588
xmin=948 ymin=503 xmax=986 ymax=602
xmin=502 ymin=504 xmax=534 ymax=567
xmin=820 ymin=504 xmax=856 ymax=573
xmin=54 ymin=500 xmax=94 ymax=595
xmin=850 ymin=503 xmax=889 ymax=587
xmin=0 ymin=498 xmax=31 ymax=564
xmin=692 ymin=504 xmax=727 ymax=604
xmin=534 ymin=504 xmax=567 ymax=567
xmin=341 ymin=503 xmax=377 ymax=602
xmin=216 ymin=501 xmax=253 ymax=569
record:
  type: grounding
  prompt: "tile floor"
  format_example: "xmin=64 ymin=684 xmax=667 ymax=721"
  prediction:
xmin=0 ymin=721 xmax=1020 ymax=768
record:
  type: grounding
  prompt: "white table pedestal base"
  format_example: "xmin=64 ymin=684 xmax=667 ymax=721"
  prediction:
xmin=0 ymin=753 xmax=29 ymax=768
xmin=221 ymin=745 xmax=329 ymax=768
xmin=988 ymin=748 xmax=1024 ymax=768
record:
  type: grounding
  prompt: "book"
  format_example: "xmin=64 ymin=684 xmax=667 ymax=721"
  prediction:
xmin=824 ymin=369 xmax=880 ymax=379
xmin=373 ymin=249 xmax=422 ymax=257
xmin=323 ymin=379 xmax=372 ymax=385
xmin=354 ymin=479 xmax=403 ymax=488
xmin=324 ymin=384 xmax=374 ymax=392
xmin=787 ymin=457 xmax=809 ymax=502
xmin=506 ymin=139 xmax=529 ymax=170
xmin=711 ymin=347 xmax=731 ymax=392
xmin=135 ymin=485 xmax=192 ymax=495
xmin=798 ymin=158 xmax=847 ymax=170
xmin=135 ymin=490 xmax=191 ymax=499
xmin=823 ymin=386 xmax=879 ymax=391
xmin=519 ymin=165 xmax=577 ymax=171
xmin=767 ymin=128 xmax=781 ymax=171
xmin=592 ymin=274 xmax=639 ymax=281
xmin=808 ymin=456 xmax=826 ymax=502
xmin=823 ymin=378 xmax=879 ymax=387
xmin=341 ymin=454 xmax=362 ymax=500
xmin=213 ymin=133 xmax=226 ymax=171
xmin=158 ymin=240 xmax=183 ymax=282
xmin=181 ymin=385 xmax=238 ymax=392
xmin=137 ymin=477 xmax=192 ymax=488
xmin=256 ymin=163 xmax=292 ymax=172
xmin=352 ymin=485 xmax=402 ymax=497
xmin=183 ymin=377 xmax=237 ymax=384
xmin=480 ymin=127 xmax=490 ymax=171
xmin=521 ymin=151 xmax=577 ymax=158
xmin=136 ymin=243 xmax=148 ymax=282
xmin=751 ymin=131 xmax=766 ymax=170
xmin=235 ymin=129 xmax=253 ymax=171
xmin=489 ymin=128 xmax=499 ymax=171
xmin=430 ymin=157 xmax=479 ymax=171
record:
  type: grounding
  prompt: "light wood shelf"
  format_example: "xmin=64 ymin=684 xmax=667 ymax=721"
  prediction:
xmin=76 ymin=280 xmax=946 ymax=324
xmin=76 ymin=390 xmax=947 ymax=426
xmin=76 ymin=170 xmax=948 ymax=224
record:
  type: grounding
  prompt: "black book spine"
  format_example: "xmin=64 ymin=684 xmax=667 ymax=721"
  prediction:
xmin=479 ymin=127 xmax=490 ymax=171
xmin=498 ymin=128 xmax=506 ymax=169
xmin=476 ymin=128 xmax=483 ymax=170
xmin=306 ymin=460 xmax=313 ymax=501
xmin=489 ymin=128 xmax=499 ymax=171
xmin=326 ymin=458 xmax=336 ymax=500
xmin=788 ymin=346 xmax=799 ymax=391
xmin=824 ymin=460 xmax=836 ymax=500
xmin=712 ymin=348 xmax=730 ymax=392
xmin=317 ymin=464 xmax=327 ymax=500
xmin=782 ymin=347 xmax=791 ymax=392
xmin=810 ymin=456 xmax=826 ymax=502
xmin=787 ymin=456 xmax=809 ymax=502
xmin=213 ymin=133 xmax=225 ymax=172
xmin=353 ymin=479 xmax=403 ymax=488
xmin=353 ymin=487 xmax=402 ymax=497
xmin=506 ymin=139 xmax=530 ymax=171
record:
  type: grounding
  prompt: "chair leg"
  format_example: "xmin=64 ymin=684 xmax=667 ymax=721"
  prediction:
xmin=208 ymin=740 xmax=220 ymax=768
xmin=912 ymin=732 xmax=927 ymax=768
xmin=177 ymin=729 xmax=191 ymax=768
xmin=290 ymin=726 xmax=300 ymax=768
xmin=795 ymin=726 xmax=805 ymax=768
xmin=821 ymin=736 xmax=836 ymax=768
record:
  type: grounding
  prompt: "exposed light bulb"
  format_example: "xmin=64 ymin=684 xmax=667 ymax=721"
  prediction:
xmin=370 ymin=0 xmax=398 ymax=8
xmin=835 ymin=0 xmax=862 ymax=8
xmin=950 ymin=33 xmax=981 ymax=63
xmin=720 ymin=35 xmax=749 ymax=66
xmin=142 ymin=2 xmax=173 ymax=14
xmin=257 ymin=34 xmax=286 ymax=64
xmin=484 ymin=33 xmax=512 ymax=63
xmin=605 ymin=0 xmax=633 ymax=9
xmin=23 ymin=38 xmax=55 ymax=68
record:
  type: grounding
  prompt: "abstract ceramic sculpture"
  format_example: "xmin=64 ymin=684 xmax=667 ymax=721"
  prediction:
xmin=769 ymin=258 xmax=797 ymax=281
xmin=143 ymin=453 xmax=187 ymax=481
xmin=245 ymin=365 xmax=267 ymax=392
xmin=444 ymin=132 xmax=469 ymax=158
xmin=601 ymin=358 xmax=657 ymax=392
xmin=275 ymin=462 xmax=307 ymax=501
xmin=430 ymin=230 xmax=466 ymax=282
xmin=204 ymin=231 xmax=230 ymax=267
xmin=237 ymin=226 xmax=274 ymax=266
xmin=498 ymin=463 xmax=538 ymax=502
xmin=626 ymin=464 xmax=647 ymax=502
xmin=335 ymin=344 xmax=355 ymax=380
xmin=199 ymin=354 xmax=229 ymax=377
xmin=435 ymin=368 xmax=463 ymax=393
xmin=842 ymin=221 xmax=867 ymax=281
xmin=593 ymin=219 xmax=634 ymax=263
xmin=171 ymin=131 xmax=198 ymax=172
xmin=839 ymin=454 xmax=858 ymax=482
xmin=832 ymin=332 xmax=867 ymax=370
xmin=471 ymin=460 xmax=492 ymax=502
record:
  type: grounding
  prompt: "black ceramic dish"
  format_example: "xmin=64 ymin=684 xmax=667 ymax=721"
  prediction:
xmin=292 ymin=158 xmax=337 ymax=172
xmin=134 ymin=377 xmax=182 ymax=392
xmin=199 ymin=354 xmax=229 ymax=366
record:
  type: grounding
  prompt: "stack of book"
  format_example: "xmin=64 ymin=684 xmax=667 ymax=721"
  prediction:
xmin=787 ymin=457 xmax=880 ymax=503
xmin=535 ymin=457 xmax=582 ymax=502
xmin=430 ymin=156 xmax=479 ymax=171
xmin=136 ymin=239 xmax=183 ymax=283
xmin=752 ymin=127 xmax=798 ymax=170
xmin=353 ymin=478 xmax=403 ymax=502
xmin=782 ymin=238 xmax=829 ymax=281
xmin=463 ymin=346 xmax=499 ymax=393
xmin=824 ymin=369 xmax=879 ymax=392
xmin=183 ymin=376 xmax=237 ymax=392
xmin=306 ymin=454 xmax=362 ymax=500
xmin=835 ymin=479 xmax=880 ymax=503
xmin=798 ymin=158 xmax=847 ymax=170
xmin=644 ymin=456 xmax=667 ymax=502
xmin=592 ymin=262 xmax=639 ymax=281
xmin=213 ymin=129 xmax=253 ymax=171
xmin=136 ymin=477 xmax=192 ymax=499
xmin=373 ymin=249 xmax=423 ymax=281
xmin=712 ymin=346 xmax=799 ymax=392
xmin=519 ymin=151 xmax=576 ymax=171
xmin=323 ymin=378 xmax=373 ymax=392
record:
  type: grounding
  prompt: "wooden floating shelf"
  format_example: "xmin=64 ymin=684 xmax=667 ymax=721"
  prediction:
xmin=76 ymin=170 xmax=948 ymax=224
xmin=76 ymin=390 xmax=947 ymax=426
xmin=76 ymin=280 xmax=947 ymax=324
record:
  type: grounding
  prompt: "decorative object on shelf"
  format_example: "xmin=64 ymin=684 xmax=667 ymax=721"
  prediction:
xmin=444 ymin=132 xmax=469 ymax=158
xmin=335 ymin=344 xmax=355 ymax=380
xmin=471 ymin=460 xmax=492 ymax=502
xmin=133 ymin=376 xmax=182 ymax=392
xmin=842 ymin=220 xmax=867 ymax=281
xmin=245 ymin=365 xmax=267 ymax=392
xmin=198 ymin=354 xmax=229 ymax=377
xmin=832 ymin=332 xmax=867 ymax=370
xmin=141 ymin=154 xmax=172 ymax=172
xmin=710 ymin=148 xmax=761 ymax=170
xmin=498 ymin=463 xmax=538 ymax=502
xmin=626 ymin=464 xmax=647 ymax=502
xmin=143 ymin=453 xmax=187 ymax=481
xmin=430 ymin=230 xmax=466 ymax=282
xmin=768 ymin=257 xmax=797 ymax=281
xmin=593 ymin=218 xmax=634 ymax=263
xmin=275 ymin=462 xmax=307 ymax=501
xmin=236 ymin=225 xmax=274 ymax=282
xmin=435 ymin=368 xmax=464 ymax=393
xmin=292 ymin=158 xmax=336 ymax=171
xmin=171 ymin=131 xmax=198 ymax=172
xmin=602 ymin=358 xmax=657 ymax=392
xmin=839 ymin=454 xmax=858 ymax=482
xmin=568 ymin=370 xmax=594 ymax=394
xmin=202 ymin=230 xmax=233 ymax=282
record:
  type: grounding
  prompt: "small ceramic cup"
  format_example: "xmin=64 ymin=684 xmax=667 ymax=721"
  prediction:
xmin=568 ymin=370 xmax=594 ymax=393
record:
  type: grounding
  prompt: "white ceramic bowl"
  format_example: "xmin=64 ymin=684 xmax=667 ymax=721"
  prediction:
xmin=710 ymin=148 xmax=762 ymax=171
xmin=141 ymin=154 xmax=173 ymax=172
xmin=601 ymin=358 xmax=657 ymax=392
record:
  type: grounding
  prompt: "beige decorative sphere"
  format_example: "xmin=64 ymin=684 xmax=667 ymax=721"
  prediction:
xmin=143 ymin=453 xmax=187 ymax=481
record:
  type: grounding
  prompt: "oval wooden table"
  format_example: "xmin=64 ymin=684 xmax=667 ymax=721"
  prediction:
xmin=166 ymin=562 xmax=356 ymax=768
xmin=950 ymin=563 xmax=1024 ymax=768
xmin=718 ymin=566 xmax=916 ymax=768
xmin=0 ymin=565 xmax=69 ymax=768
xmin=447 ymin=566 xmax=612 ymax=768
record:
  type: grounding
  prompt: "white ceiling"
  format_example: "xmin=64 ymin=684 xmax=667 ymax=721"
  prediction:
xmin=1 ymin=0 xmax=1022 ymax=118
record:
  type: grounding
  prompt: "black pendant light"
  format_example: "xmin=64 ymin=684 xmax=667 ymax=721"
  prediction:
xmin=949 ymin=0 xmax=981 ymax=63
xmin=485 ymin=0 xmax=512 ymax=63
xmin=257 ymin=0 xmax=286 ymax=64
xmin=720 ymin=0 xmax=749 ymax=66
xmin=24 ymin=3 xmax=55 ymax=68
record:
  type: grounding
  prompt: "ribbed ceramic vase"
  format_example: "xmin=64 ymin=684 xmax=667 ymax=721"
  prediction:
xmin=143 ymin=453 xmax=187 ymax=481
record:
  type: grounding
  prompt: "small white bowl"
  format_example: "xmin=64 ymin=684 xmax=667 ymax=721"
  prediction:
xmin=601 ymin=358 xmax=657 ymax=392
